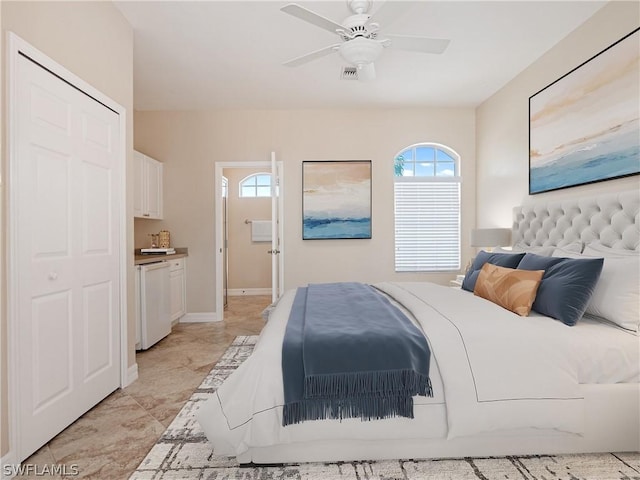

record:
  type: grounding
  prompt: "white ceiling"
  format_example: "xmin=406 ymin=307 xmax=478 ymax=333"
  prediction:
xmin=114 ymin=1 xmax=606 ymax=111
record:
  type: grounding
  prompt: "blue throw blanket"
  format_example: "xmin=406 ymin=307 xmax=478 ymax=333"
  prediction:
xmin=282 ymin=282 xmax=432 ymax=426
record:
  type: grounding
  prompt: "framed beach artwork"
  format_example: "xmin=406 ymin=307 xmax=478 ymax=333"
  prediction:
xmin=302 ymin=160 xmax=372 ymax=240
xmin=529 ymin=27 xmax=640 ymax=195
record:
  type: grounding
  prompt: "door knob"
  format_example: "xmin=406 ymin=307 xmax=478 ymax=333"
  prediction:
xmin=267 ymin=249 xmax=280 ymax=255
xmin=48 ymin=272 xmax=58 ymax=280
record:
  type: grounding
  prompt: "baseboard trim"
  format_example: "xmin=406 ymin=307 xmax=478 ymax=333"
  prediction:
xmin=1 ymin=450 xmax=18 ymax=480
xmin=227 ymin=288 xmax=271 ymax=296
xmin=180 ymin=312 xmax=220 ymax=323
xmin=124 ymin=363 xmax=138 ymax=387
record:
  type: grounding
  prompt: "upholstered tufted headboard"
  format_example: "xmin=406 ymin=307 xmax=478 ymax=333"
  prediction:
xmin=512 ymin=190 xmax=640 ymax=252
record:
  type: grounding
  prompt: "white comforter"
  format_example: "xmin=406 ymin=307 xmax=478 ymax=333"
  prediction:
xmin=198 ymin=282 xmax=583 ymax=457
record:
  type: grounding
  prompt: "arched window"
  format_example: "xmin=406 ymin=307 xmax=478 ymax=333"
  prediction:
xmin=394 ymin=143 xmax=461 ymax=272
xmin=239 ymin=172 xmax=272 ymax=198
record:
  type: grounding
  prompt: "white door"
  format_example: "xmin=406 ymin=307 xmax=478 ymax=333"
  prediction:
xmin=270 ymin=154 xmax=284 ymax=302
xmin=15 ymin=53 xmax=121 ymax=460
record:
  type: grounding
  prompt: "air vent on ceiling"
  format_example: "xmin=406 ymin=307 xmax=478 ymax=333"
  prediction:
xmin=341 ymin=66 xmax=358 ymax=80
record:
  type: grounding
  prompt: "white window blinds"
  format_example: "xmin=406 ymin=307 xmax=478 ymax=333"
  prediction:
xmin=394 ymin=179 xmax=460 ymax=272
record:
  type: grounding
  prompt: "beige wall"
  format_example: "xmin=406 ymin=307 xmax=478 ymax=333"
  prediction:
xmin=134 ymin=108 xmax=477 ymax=314
xmin=476 ymin=1 xmax=640 ymax=227
xmin=224 ymin=168 xmax=272 ymax=291
xmin=0 ymin=1 xmax=133 ymax=458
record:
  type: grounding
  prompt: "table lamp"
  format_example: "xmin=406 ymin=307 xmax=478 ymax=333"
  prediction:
xmin=470 ymin=228 xmax=512 ymax=251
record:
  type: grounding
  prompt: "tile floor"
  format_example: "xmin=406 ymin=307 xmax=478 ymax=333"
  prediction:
xmin=17 ymin=295 xmax=270 ymax=479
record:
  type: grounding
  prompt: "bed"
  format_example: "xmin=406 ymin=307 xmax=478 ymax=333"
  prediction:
xmin=197 ymin=189 xmax=640 ymax=464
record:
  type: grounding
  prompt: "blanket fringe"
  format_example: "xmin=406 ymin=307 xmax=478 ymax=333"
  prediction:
xmin=304 ymin=370 xmax=433 ymax=399
xmin=283 ymin=395 xmax=418 ymax=426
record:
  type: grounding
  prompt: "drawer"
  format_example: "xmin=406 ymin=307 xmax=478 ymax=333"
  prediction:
xmin=169 ymin=258 xmax=184 ymax=272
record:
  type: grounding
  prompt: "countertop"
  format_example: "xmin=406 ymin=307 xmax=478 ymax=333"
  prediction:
xmin=134 ymin=247 xmax=188 ymax=265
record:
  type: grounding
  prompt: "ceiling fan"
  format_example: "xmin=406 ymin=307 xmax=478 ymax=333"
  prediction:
xmin=281 ymin=0 xmax=450 ymax=81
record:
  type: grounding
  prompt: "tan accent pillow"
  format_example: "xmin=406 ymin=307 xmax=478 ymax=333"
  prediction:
xmin=473 ymin=263 xmax=544 ymax=316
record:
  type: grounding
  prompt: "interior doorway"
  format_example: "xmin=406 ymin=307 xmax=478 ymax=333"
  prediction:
xmin=215 ymin=159 xmax=283 ymax=321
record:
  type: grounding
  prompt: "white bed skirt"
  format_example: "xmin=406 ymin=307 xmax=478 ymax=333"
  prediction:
xmin=236 ymin=383 xmax=639 ymax=464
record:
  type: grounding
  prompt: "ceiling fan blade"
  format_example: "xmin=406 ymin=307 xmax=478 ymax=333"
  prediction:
xmin=281 ymin=3 xmax=346 ymax=35
xmin=367 ymin=1 xmax=413 ymax=30
xmin=384 ymin=35 xmax=450 ymax=54
xmin=283 ymin=44 xmax=340 ymax=67
xmin=357 ymin=63 xmax=376 ymax=82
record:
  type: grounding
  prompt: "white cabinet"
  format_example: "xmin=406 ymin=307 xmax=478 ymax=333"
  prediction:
xmin=135 ymin=256 xmax=185 ymax=349
xmin=135 ymin=266 xmax=141 ymax=348
xmin=169 ymin=258 xmax=186 ymax=322
xmin=134 ymin=150 xmax=163 ymax=219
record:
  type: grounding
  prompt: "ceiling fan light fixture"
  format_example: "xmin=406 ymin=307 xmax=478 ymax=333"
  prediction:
xmin=348 ymin=0 xmax=371 ymax=15
xmin=338 ymin=37 xmax=382 ymax=68
xmin=280 ymin=3 xmax=450 ymax=78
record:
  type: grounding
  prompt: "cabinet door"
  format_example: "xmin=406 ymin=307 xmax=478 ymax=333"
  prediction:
xmin=135 ymin=266 xmax=141 ymax=348
xmin=133 ymin=151 xmax=145 ymax=218
xmin=145 ymin=158 xmax=163 ymax=219
xmin=170 ymin=267 xmax=185 ymax=321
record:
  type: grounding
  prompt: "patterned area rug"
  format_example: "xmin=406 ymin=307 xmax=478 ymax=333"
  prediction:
xmin=130 ymin=336 xmax=639 ymax=480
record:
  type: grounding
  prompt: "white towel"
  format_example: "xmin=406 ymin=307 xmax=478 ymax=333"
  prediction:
xmin=251 ymin=220 xmax=272 ymax=242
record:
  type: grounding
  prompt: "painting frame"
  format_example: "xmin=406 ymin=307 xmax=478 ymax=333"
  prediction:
xmin=529 ymin=27 xmax=640 ymax=195
xmin=302 ymin=160 xmax=372 ymax=240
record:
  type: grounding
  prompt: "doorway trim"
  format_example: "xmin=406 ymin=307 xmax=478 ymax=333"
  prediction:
xmin=6 ymin=33 xmax=129 ymax=463
xmin=214 ymin=161 xmax=284 ymax=322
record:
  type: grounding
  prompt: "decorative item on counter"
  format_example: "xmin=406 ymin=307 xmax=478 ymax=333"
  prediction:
xmin=159 ymin=230 xmax=171 ymax=248
xmin=148 ymin=233 xmax=159 ymax=248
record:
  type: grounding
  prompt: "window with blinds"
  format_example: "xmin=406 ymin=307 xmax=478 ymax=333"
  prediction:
xmin=394 ymin=144 xmax=461 ymax=272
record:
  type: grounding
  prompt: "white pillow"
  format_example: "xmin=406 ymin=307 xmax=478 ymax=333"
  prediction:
xmin=552 ymin=249 xmax=581 ymax=259
xmin=552 ymin=246 xmax=583 ymax=258
xmin=512 ymin=243 xmax=555 ymax=256
xmin=558 ymin=248 xmax=639 ymax=332
xmin=513 ymin=240 xmax=582 ymax=257
xmin=557 ymin=241 xmax=584 ymax=254
xmin=584 ymin=243 xmax=639 ymax=257
xmin=589 ymin=256 xmax=639 ymax=332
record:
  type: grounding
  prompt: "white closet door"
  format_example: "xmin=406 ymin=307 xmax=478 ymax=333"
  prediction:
xmin=16 ymin=54 xmax=121 ymax=461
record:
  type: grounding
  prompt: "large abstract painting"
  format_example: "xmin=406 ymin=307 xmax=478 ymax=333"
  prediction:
xmin=529 ymin=28 xmax=640 ymax=194
xmin=302 ymin=160 xmax=372 ymax=240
